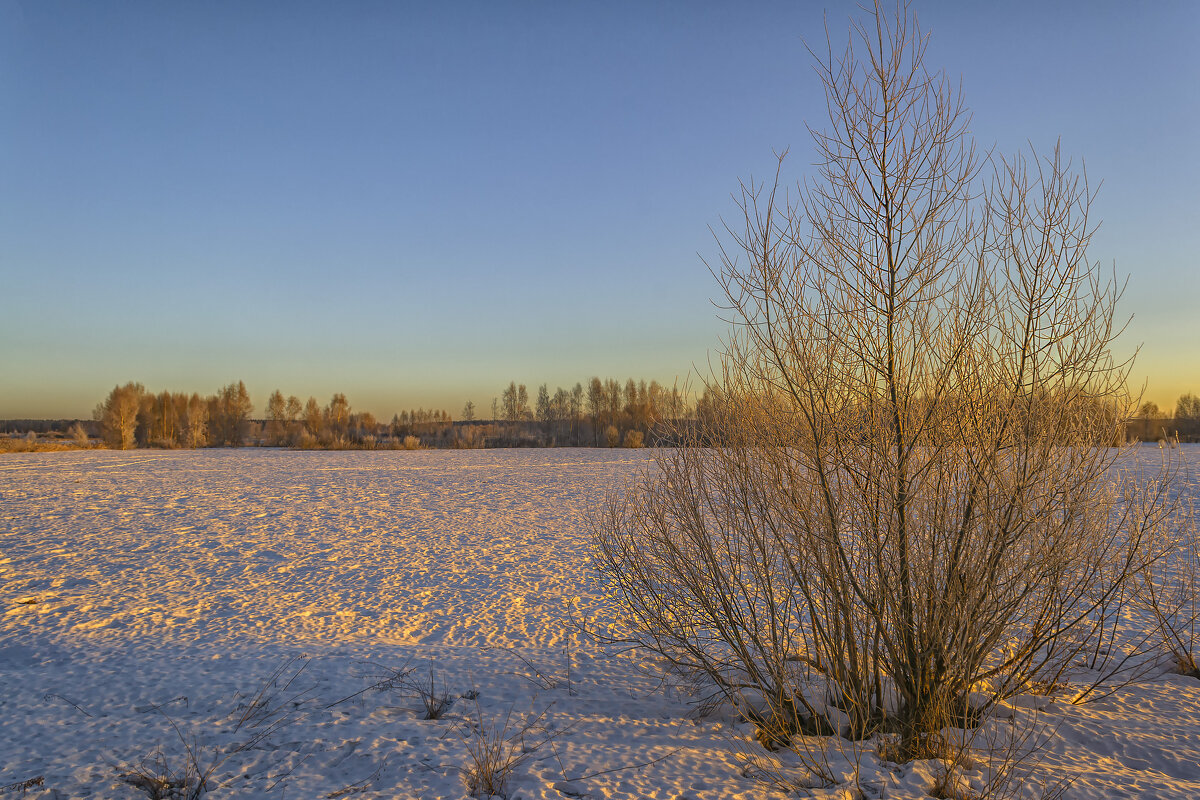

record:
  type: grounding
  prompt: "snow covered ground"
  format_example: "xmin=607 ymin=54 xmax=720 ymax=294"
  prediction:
xmin=1 ymin=447 xmax=1198 ymax=799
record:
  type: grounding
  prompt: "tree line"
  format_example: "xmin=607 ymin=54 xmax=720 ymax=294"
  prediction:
xmin=1130 ymin=392 xmax=1200 ymax=442
xmin=489 ymin=378 xmax=692 ymax=447
xmin=90 ymin=381 xmax=456 ymax=450
xmin=96 ymin=381 xmax=259 ymax=449
xmin=3 ymin=382 xmax=1194 ymax=450
xmin=85 ymin=377 xmax=699 ymax=450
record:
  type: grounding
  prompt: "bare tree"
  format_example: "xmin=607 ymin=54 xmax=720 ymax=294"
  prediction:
xmin=587 ymin=378 xmax=604 ymax=445
xmin=501 ymin=382 xmax=520 ymax=423
xmin=325 ymin=393 xmax=351 ymax=443
xmin=210 ymin=381 xmax=253 ymax=446
xmin=303 ymin=397 xmax=323 ymax=439
xmin=517 ymin=384 xmax=529 ymax=421
xmin=536 ymin=384 xmax=552 ymax=426
xmin=592 ymin=0 xmax=1171 ymax=772
xmin=95 ymin=383 xmax=144 ymax=449
xmin=284 ymin=395 xmax=302 ymax=442
xmin=570 ymin=382 xmax=584 ymax=442
xmin=1176 ymin=393 xmax=1200 ymax=420
xmin=183 ymin=393 xmax=208 ymax=448
xmin=501 ymin=382 xmax=530 ymax=425
xmin=266 ymin=390 xmax=287 ymax=446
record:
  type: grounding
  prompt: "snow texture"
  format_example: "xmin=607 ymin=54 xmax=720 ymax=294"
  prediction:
xmin=2 ymin=447 xmax=1198 ymax=799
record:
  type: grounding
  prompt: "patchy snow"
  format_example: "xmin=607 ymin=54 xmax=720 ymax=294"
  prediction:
xmin=1 ymin=447 xmax=1198 ymax=799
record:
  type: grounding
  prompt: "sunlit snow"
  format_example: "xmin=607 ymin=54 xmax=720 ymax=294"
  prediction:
xmin=2 ymin=447 xmax=1198 ymax=799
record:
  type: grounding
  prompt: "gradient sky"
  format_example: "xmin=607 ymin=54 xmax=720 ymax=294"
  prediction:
xmin=2 ymin=1 xmax=1197 ymax=420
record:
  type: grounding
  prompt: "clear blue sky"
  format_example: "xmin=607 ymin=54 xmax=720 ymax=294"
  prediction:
xmin=2 ymin=1 xmax=1197 ymax=419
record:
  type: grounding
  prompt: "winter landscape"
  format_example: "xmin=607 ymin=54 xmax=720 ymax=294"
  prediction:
xmin=2 ymin=446 xmax=1199 ymax=799
xmin=4 ymin=2 xmax=1198 ymax=798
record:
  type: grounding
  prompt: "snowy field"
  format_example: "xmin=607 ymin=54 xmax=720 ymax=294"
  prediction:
xmin=1 ymin=447 xmax=1198 ymax=799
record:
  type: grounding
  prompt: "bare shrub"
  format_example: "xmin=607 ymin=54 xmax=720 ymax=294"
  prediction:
xmin=604 ymin=425 xmax=620 ymax=448
xmin=1142 ymin=492 xmax=1200 ymax=677
xmin=460 ymin=701 xmax=556 ymax=798
xmin=402 ymin=435 xmax=422 ymax=450
xmin=405 ymin=664 xmax=455 ymax=720
xmin=118 ymin=748 xmax=200 ymax=800
xmin=68 ymin=421 xmax=90 ymax=447
xmin=622 ymin=429 xmax=644 ymax=448
xmin=0 ymin=437 xmax=81 ymax=453
xmin=591 ymin=0 xmax=1171 ymax=777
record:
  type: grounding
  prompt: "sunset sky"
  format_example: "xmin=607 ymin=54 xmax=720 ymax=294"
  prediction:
xmin=2 ymin=1 xmax=1197 ymax=420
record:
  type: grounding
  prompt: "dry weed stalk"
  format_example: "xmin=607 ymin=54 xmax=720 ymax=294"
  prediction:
xmin=591 ymin=0 xmax=1176 ymax=783
xmin=113 ymin=657 xmax=313 ymax=799
xmin=460 ymin=700 xmax=559 ymax=799
xmin=510 ymin=646 xmax=576 ymax=696
xmin=1141 ymin=488 xmax=1200 ymax=677
xmin=406 ymin=664 xmax=456 ymax=720
xmin=0 ymin=776 xmax=44 ymax=797
xmin=323 ymin=659 xmax=417 ymax=709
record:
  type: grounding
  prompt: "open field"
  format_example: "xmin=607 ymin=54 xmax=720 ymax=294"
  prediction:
xmin=2 ymin=448 xmax=1199 ymax=799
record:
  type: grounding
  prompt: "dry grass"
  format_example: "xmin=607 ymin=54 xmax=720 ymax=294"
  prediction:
xmin=461 ymin=701 xmax=557 ymax=799
xmin=0 ymin=438 xmax=90 ymax=453
xmin=111 ymin=658 xmax=314 ymax=799
xmin=405 ymin=665 xmax=456 ymax=720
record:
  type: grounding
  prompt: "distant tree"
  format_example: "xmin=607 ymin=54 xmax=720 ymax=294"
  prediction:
xmin=303 ymin=397 xmax=323 ymax=437
xmin=461 ymin=400 xmax=476 ymax=422
xmin=171 ymin=392 xmax=190 ymax=439
xmin=326 ymin=393 xmax=351 ymax=441
xmin=604 ymin=424 xmax=620 ymax=448
xmin=184 ymin=393 xmax=209 ymax=447
xmin=285 ymin=395 xmax=302 ymax=423
xmin=285 ymin=395 xmax=303 ymax=441
xmin=1137 ymin=400 xmax=1161 ymax=418
xmin=536 ymin=384 xmax=553 ymax=424
xmin=135 ymin=391 xmax=155 ymax=446
xmin=502 ymin=382 xmax=519 ymax=423
xmin=517 ymin=384 xmax=529 ymax=420
xmin=570 ymin=382 xmax=584 ymax=420
xmin=266 ymin=390 xmax=288 ymax=445
xmin=648 ymin=380 xmax=664 ymax=418
xmin=604 ymin=379 xmax=622 ymax=428
xmin=95 ymin=382 xmax=143 ymax=449
xmin=587 ymin=378 xmax=604 ymax=444
xmin=158 ymin=391 xmax=181 ymax=447
xmin=552 ymin=387 xmax=570 ymax=440
xmin=1176 ymin=393 xmax=1200 ymax=419
xmin=629 ymin=380 xmax=656 ymax=433
xmin=351 ymin=410 xmax=377 ymax=442
xmin=211 ymin=381 xmax=253 ymax=446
